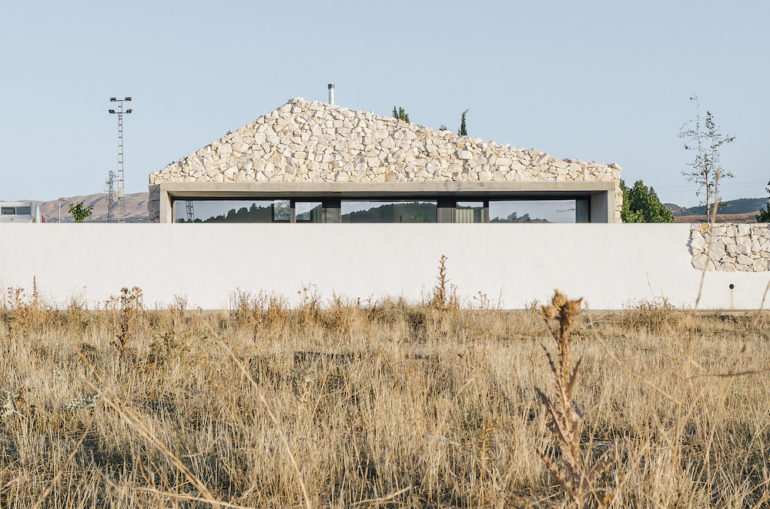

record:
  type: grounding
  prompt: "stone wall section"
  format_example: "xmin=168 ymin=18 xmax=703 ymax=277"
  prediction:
xmin=690 ymin=223 xmax=770 ymax=271
xmin=149 ymin=98 xmax=622 ymax=221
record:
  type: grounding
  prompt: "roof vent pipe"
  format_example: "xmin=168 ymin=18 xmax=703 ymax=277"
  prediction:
xmin=328 ymin=83 xmax=335 ymax=105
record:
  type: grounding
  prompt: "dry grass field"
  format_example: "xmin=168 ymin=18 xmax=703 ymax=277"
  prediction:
xmin=1 ymin=283 xmax=769 ymax=508
xmin=674 ymin=211 xmax=761 ymax=224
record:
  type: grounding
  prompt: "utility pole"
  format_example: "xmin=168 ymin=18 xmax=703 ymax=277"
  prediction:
xmin=108 ymin=97 xmax=132 ymax=222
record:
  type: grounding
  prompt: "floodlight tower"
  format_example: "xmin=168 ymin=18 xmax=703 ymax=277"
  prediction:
xmin=108 ymin=97 xmax=132 ymax=222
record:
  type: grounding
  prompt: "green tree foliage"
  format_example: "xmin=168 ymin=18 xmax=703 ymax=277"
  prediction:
xmin=620 ymin=180 xmax=675 ymax=223
xmin=458 ymin=109 xmax=468 ymax=136
xmin=392 ymin=106 xmax=409 ymax=123
xmin=679 ymin=96 xmax=735 ymax=223
xmin=68 ymin=201 xmax=93 ymax=223
xmin=757 ymin=181 xmax=770 ymax=222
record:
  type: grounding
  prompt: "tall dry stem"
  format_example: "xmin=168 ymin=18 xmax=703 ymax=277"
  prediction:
xmin=695 ymin=168 xmax=721 ymax=309
xmin=536 ymin=290 xmax=614 ymax=508
xmin=431 ymin=254 xmax=458 ymax=311
xmin=109 ymin=287 xmax=143 ymax=358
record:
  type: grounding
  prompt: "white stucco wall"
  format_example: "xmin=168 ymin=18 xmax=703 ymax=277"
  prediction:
xmin=0 ymin=224 xmax=767 ymax=310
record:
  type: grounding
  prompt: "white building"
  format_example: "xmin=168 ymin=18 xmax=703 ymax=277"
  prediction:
xmin=0 ymin=201 xmax=44 ymax=223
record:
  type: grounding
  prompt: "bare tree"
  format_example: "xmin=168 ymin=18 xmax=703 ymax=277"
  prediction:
xmin=679 ymin=96 xmax=735 ymax=223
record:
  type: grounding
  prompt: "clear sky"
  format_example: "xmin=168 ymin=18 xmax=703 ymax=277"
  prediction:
xmin=1 ymin=0 xmax=767 ymax=206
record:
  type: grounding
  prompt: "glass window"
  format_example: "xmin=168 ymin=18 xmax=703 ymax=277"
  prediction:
xmin=489 ymin=200 xmax=577 ymax=223
xmin=341 ymin=201 xmax=437 ymax=223
xmin=271 ymin=201 xmax=290 ymax=222
xmin=1 ymin=207 xmax=15 ymax=215
xmin=16 ymin=207 xmax=31 ymax=215
xmin=175 ymin=200 xmax=291 ymax=223
xmin=456 ymin=201 xmax=484 ymax=223
xmin=295 ymin=202 xmax=322 ymax=222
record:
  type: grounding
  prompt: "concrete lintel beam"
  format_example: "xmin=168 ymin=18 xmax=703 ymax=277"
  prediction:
xmin=160 ymin=181 xmax=616 ymax=198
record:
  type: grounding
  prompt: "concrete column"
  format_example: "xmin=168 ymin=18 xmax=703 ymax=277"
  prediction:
xmin=437 ymin=198 xmax=455 ymax=223
xmin=590 ymin=192 xmax=609 ymax=223
xmin=323 ymin=198 xmax=341 ymax=223
xmin=159 ymin=189 xmax=173 ymax=223
xmin=576 ymin=198 xmax=590 ymax=223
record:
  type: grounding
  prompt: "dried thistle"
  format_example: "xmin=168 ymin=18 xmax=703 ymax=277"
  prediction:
xmin=112 ymin=287 xmax=143 ymax=359
xmin=536 ymin=290 xmax=613 ymax=508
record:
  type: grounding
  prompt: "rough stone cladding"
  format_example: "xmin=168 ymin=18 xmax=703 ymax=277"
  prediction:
xmin=689 ymin=223 xmax=770 ymax=272
xmin=148 ymin=98 xmax=622 ymax=222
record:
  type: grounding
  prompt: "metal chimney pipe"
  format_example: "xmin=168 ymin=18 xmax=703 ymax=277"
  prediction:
xmin=328 ymin=83 xmax=335 ymax=105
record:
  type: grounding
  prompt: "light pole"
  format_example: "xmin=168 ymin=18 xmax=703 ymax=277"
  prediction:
xmin=58 ymin=198 xmax=64 ymax=223
xmin=108 ymin=97 xmax=132 ymax=222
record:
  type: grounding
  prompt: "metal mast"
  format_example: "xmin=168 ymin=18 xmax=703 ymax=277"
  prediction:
xmin=105 ymin=170 xmax=116 ymax=222
xmin=108 ymin=97 xmax=132 ymax=222
xmin=185 ymin=201 xmax=195 ymax=222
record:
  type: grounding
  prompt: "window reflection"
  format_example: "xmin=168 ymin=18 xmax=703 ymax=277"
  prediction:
xmin=295 ymin=202 xmax=322 ymax=222
xmin=489 ymin=200 xmax=577 ymax=223
xmin=341 ymin=201 xmax=437 ymax=223
xmin=175 ymin=200 xmax=290 ymax=223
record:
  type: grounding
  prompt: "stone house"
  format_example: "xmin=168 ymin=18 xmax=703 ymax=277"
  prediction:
xmin=148 ymin=98 xmax=622 ymax=223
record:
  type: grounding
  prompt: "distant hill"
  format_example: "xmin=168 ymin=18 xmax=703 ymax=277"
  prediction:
xmin=343 ymin=202 xmax=437 ymax=223
xmin=686 ymin=198 xmax=769 ymax=216
xmin=663 ymin=203 xmax=689 ymax=216
xmin=665 ymin=197 xmax=769 ymax=217
xmin=31 ymin=192 xmax=149 ymax=222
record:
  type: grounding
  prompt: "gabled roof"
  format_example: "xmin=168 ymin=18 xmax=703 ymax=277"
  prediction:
xmin=150 ymin=98 xmax=621 ymax=187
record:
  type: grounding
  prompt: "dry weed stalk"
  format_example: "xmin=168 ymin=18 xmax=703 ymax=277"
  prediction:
xmin=431 ymin=254 xmax=458 ymax=311
xmin=110 ymin=287 xmax=143 ymax=357
xmin=3 ymin=279 xmax=49 ymax=337
xmin=536 ymin=290 xmax=614 ymax=508
xmin=298 ymin=285 xmax=321 ymax=325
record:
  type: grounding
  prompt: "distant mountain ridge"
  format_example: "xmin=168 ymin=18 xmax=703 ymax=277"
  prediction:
xmin=30 ymin=192 xmax=150 ymax=222
xmin=665 ymin=197 xmax=769 ymax=217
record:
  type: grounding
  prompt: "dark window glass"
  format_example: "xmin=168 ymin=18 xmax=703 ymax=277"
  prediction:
xmin=1 ymin=207 xmax=15 ymax=215
xmin=341 ymin=201 xmax=437 ymax=223
xmin=16 ymin=207 xmax=31 ymax=215
xmin=174 ymin=200 xmax=290 ymax=223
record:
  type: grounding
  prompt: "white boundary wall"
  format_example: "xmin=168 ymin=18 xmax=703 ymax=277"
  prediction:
xmin=1 ymin=224 xmax=768 ymax=310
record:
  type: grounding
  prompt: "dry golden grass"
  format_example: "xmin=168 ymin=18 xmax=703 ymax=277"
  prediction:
xmin=1 ymin=286 xmax=769 ymax=508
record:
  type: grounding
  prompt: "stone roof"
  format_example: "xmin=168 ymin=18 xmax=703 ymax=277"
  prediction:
xmin=149 ymin=98 xmax=621 ymax=189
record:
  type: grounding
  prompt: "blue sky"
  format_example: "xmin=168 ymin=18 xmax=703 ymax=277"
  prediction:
xmin=1 ymin=0 xmax=767 ymax=205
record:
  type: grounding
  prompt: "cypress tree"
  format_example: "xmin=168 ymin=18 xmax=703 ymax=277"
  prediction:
xmin=392 ymin=106 xmax=410 ymax=123
xmin=458 ymin=109 xmax=468 ymax=136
